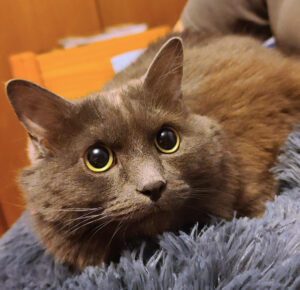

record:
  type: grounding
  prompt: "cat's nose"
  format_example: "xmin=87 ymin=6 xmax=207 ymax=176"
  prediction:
xmin=137 ymin=180 xmax=166 ymax=201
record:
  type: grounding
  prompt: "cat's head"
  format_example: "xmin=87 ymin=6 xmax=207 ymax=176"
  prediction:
xmin=6 ymin=37 xmax=233 ymax=268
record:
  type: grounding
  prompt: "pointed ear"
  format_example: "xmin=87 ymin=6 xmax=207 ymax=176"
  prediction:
xmin=143 ymin=37 xmax=183 ymax=100
xmin=6 ymin=79 xmax=74 ymax=143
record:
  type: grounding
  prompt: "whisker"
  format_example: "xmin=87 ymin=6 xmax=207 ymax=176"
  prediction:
xmin=105 ymin=220 xmax=124 ymax=251
xmin=65 ymin=214 xmax=110 ymax=235
xmin=121 ymin=211 xmax=135 ymax=240
xmin=88 ymin=217 xmax=116 ymax=240
xmin=63 ymin=209 xmax=103 ymax=226
xmin=61 ymin=213 xmax=102 ymax=232
xmin=30 ymin=207 xmax=102 ymax=213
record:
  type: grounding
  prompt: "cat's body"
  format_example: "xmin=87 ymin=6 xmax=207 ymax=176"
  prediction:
xmin=6 ymin=30 xmax=300 ymax=268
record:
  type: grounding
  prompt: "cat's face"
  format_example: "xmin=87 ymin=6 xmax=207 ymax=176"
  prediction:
xmin=6 ymin=38 xmax=232 ymax=267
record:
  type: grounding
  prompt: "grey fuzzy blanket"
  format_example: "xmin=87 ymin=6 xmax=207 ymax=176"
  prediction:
xmin=1 ymin=130 xmax=300 ymax=290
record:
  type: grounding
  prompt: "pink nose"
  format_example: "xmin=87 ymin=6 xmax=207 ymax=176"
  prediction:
xmin=137 ymin=180 xmax=166 ymax=201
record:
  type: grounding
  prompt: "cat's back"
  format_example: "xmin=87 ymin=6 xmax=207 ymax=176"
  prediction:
xmin=182 ymin=35 xmax=300 ymax=122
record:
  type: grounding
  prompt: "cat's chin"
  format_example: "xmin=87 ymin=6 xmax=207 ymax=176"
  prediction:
xmin=128 ymin=208 xmax=180 ymax=237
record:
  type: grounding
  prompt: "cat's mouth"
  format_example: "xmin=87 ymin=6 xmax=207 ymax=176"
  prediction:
xmin=119 ymin=202 xmax=162 ymax=222
xmin=137 ymin=203 xmax=162 ymax=219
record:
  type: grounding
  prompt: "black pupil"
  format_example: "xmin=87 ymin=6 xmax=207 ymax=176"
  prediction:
xmin=87 ymin=146 xmax=110 ymax=168
xmin=157 ymin=128 xmax=177 ymax=150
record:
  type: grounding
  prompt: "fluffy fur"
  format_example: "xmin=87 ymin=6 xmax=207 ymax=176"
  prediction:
xmin=6 ymin=29 xmax=300 ymax=268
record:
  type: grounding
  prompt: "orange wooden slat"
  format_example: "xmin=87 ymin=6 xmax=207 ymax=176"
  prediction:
xmin=0 ymin=204 xmax=8 ymax=236
xmin=36 ymin=26 xmax=170 ymax=99
xmin=9 ymin=52 xmax=44 ymax=85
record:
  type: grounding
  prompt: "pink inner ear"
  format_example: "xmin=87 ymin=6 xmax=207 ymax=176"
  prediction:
xmin=6 ymin=79 xmax=74 ymax=139
xmin=22 ymin=115 xmax=47 ymax=137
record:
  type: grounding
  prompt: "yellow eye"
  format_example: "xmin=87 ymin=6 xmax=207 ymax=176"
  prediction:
xmin=155 ymin=127 xmax=180 ymax=153
xmin=84 ymin=144 xmax=114 ymax=172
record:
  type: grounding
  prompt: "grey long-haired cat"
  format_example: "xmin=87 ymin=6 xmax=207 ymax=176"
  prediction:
xmin=6 ymin=29 xmax=300 ymax=268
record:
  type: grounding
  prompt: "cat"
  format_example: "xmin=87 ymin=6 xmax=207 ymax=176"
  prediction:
xmin=6 ymin=29 xmax=300 ymax=269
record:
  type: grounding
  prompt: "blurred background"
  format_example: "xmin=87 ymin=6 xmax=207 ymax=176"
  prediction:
xmin=0 ymin=0 xmax=188 ymax=235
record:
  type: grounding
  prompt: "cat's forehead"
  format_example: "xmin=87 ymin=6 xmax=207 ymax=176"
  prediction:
xmin=87 ymin=86 xmax=145 ymax=124
xmin=75 ymin=78 xmax=186 ymax=149
xmin=78 ymin=87 xmax=159 ymax=146
xmin=102 ymin=78 xmax=143 ymax=106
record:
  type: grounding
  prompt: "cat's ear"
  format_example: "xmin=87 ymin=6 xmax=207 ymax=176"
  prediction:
xmin=143 ymin=37 xmax=183 ymax=100
xmin=6 ymin=79 xmax=74 ymax=148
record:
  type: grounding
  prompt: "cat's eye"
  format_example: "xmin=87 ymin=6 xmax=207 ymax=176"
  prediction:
xmin=155 ymin=127 xmax=180 ymax=153
xmin=84 ymin=144 xmax=114 ymax=172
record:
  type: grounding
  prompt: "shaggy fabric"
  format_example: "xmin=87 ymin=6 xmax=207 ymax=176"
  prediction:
xmin=1 ymin=130 xmax=300 ymax=290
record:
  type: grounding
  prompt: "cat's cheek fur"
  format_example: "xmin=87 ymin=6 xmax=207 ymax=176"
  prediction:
xmin=19 ymin=159 xmax=119 ymax=267
xmin=155 ymin=113 xmax=230 ymax=220
xmin=183 ymin=114 xmax=225 ymax=168
xmin=174 ymin=114 xmax=239 ymax=219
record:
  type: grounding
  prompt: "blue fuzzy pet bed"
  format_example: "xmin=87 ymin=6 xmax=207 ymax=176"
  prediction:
xmin=0 ymin=130 xmax=299 ymax=289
